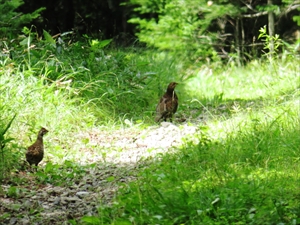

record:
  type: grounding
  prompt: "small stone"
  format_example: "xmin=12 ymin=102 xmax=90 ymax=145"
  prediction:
xmin=160 ymin=121 xmax=172 ymax=127
xmin=9 ymin=217 xmax=18 ymax=225
xmin=76 ymin=191 xmax=89 ymax=198
xmin=18 ymin=218 xmax=30 ymax=225
xmin=62 ymin=196 xmax=80 ymax=203
xmin=22 ymin=200 xmax=32 ymax=209
xmin=60 ymin=197 xmax=68 ymax=205
xmin=54 ymin=197 xmax=61 ymax=205
xmin=42 ymin=203 xmax=50 ymax=210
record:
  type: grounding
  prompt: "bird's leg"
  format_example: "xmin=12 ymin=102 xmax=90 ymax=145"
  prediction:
xmin=28 ymin=165 xmax=37 ymax=173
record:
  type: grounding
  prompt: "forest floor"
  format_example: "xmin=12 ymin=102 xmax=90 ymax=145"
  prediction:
xmin=0 ymin=121 xmax=201 ymax=225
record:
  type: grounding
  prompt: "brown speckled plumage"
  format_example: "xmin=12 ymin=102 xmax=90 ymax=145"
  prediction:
xmin=26 ymin=127 xmax=48 ymax=169
xmin=155 ymin=82 xmax=178 ymax=122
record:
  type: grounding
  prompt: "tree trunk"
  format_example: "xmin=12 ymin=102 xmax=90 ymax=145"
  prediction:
xmin=241 ymin=18 xmax=245 ymax=63
xmin=235 ymin=18 xmax=241 ymax=66
xmin=268 ymin=0 xmax=275 ymax=54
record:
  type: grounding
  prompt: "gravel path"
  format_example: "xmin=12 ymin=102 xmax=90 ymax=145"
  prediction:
xmin=0 ymin=122 xmax=200 ymax=225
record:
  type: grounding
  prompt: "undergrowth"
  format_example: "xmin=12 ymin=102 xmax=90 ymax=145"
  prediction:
xmin=0 ymin=28 xmax=299 ymax=224
xmin=90 ymin=99 xmax=300 ymax=224
xmin=0 ymin=30 xmax=184 ymax=180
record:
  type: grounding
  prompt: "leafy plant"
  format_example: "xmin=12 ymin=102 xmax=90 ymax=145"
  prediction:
xmin=128 ymin=0 xmax=215 ymax=59
xmin=258 ymin=25 xmax=282 ymax=58
xmin=0 ymin=0 xmax=45 ymax=38
xmin=0 ymin=113 xmax=17 ymax=181
xmin=35 ymin=161 xmax=86 ymax=185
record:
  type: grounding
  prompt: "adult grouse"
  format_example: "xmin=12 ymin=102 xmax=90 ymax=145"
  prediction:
xmin=26 ymin=127 xmax=48 ymax=170
xmin=155 ymin=82 xmax=178 ymax=122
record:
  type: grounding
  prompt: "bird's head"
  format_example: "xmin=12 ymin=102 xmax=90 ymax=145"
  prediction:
xmin=39 ymin=127 xmax=49 ymax=136
xmin=167 ymin=82 xmax=178 ymax=91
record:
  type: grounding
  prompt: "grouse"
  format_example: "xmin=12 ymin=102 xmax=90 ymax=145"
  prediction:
xmin=155 ymin=82 xmax=179 ymax=122
xmin=26 ymin=127 xmax=48 ymax=171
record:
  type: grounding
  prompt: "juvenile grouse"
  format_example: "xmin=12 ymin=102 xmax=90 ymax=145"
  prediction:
xmin=155 ymin=82 xmax=178 ymax=122
xmin=26 ymin=127 xmax=48 ymax=170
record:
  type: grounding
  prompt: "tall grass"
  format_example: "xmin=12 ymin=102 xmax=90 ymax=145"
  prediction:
xmin=182 ymin=59 xmax=299 ymax=103
xmin=0 ymin=33 xmax=185 ymax=179
xmin=93 ymin=96 xmax=299 ymax=225
xmin=1 ymin=29 xmax=299 ymax=224
xmin=0 ymin=114 xmax=17 ymax=180
xmin=83 ymin=54 xmax=300 ymax=224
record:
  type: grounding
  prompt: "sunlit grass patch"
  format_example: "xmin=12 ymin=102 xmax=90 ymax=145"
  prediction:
xmin=100 ymin=92 xmax=300 ymax=224
xmin=182 ymin=59 xmax=299 ymax=102
xmin=183 ymin=167 xmax=299 ymax=192
xmin=0 ymin=63 xmax=98 ymax=174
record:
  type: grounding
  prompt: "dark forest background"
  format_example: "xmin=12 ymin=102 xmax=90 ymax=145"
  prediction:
xmin=0 ymin=0 xmax=297 ymax=63
xmin=20 ymin=0 xmax=132 ymax=39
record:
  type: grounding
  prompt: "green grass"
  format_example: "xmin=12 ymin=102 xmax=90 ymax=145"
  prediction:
xmin=0 ymin=34 xmax=185 ymax=178
xmin=182 ymin=59 xmax=299 ymax=102
xmin=90 ymin=97 xmax=299 ymax=224
xmin=82 ymin=55 xmax=299 ymax=224
xmin=0 ymin=32 xmax=300 ymax=224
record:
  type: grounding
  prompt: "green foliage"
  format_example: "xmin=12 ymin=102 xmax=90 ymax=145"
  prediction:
xmin=258 ymin=25 xmax=282 ymax=56
xmin=7 ymin=186 xmax=20 ymax=198
xmin=128 ymin=0 xmax=299 ymax=64
xmin=74 ymin=47 xmax=299 ymax=224
xmin=129 ymin=1 xmax=224 ymax=56
xmin=181 ymin=57 xmax=299 ymax=110
xmin=282 ymin=0 xmax=300 ymax=25
xmin=0 ymin=0 xmax=45 ymax=38
xmin=35 ymin=161 xmax=86 ymax=185
xmin=98 ymin=101 xmax=300 ymax=224
xmin=81 ymin=216 xmax=101 ymax=225
xmin=1 ymin=22 xmax=299 ymax=224
xmin=0 ymin=33 xmax=96 ymax=177
xmin=0 ymin=29 xmax=185 ymax=179
xmin=293 ymin=15 xmax=300 ymax=25
xmin=128 ymin=0 xmax=240 ymax=60
xmin=63 ymin=35 xmax=185 ymax=120
xmin=42 ymin=29 xmax=56 ymax=46
xmin=0 ymin=114 xmax=17 ymax=181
